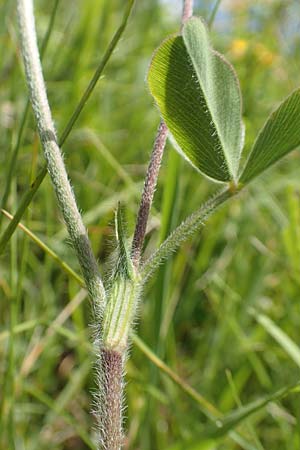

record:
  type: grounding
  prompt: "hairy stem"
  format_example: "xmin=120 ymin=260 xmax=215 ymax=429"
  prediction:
xmin=0 ymin=0 xmax=60 ymax=226
xmin=131 ymin=0 xmax=195 ymax=269
xmin=141 ymin=187 xmax=234 ymax=282
xmin=17 ymin=0 xmax=105 ymax=309
xmin=131 ymin=121 xmax=168 ymax=267
xmin=0 ymin=0 xmax=134 ymax=255
xmin=98 ymin=349 xmax=124 ymax=450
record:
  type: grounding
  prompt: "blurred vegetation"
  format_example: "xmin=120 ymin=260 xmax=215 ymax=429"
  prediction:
xmin=1 ymin=0 xmax=300 ymax=449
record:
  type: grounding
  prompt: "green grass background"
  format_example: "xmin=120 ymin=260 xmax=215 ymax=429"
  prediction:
xmin=1 ymin=0 xmax=300 ymax=449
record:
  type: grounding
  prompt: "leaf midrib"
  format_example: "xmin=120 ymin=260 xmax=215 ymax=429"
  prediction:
xmin=183 ymin=31 xmax=234 ymax=180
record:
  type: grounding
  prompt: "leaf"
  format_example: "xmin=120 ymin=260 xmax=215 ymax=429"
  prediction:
xmin=24 ymin=383 xmax=96 ymax=449
xmin=195 ymin=381 xmax=300 ymax=440
xmin=132 ymin=335 xmax=219 ymax=418
xmin=255 ymin=312 xmax=300 ymax=368
xmin=147 ymin=17 xmax=244 ymax=183
xmin=141 ymin=188 xmax=231 ymax=282
xmin=240 ymin=89 xmax=300 ymax=183
xmin=166 ymin=440 xmax=217 ymax=450
xmin=114 ymin=202 xmax=133 ymax=280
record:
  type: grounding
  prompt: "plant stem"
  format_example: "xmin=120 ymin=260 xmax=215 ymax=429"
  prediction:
xmin=0 ymin=165 xmax=47 ymax=255
xmin=141 ymin=187 xmax=234 ymax=282
xmin=131 ymin=0 xmax=195 ymax=269
xmin=182 ymin=0 xmax=194 ymax=23
xmin=208 ymin=0 xmax=223 ymax=28
xmin=17 ymin=0 xmax=105 ymax=309
xmin=133 ymin=335 xmax=219 ymax=418
xmin=0 ymin=0 xmax=60 ymax=226
xmin=0 ymin=0 xmax=134 ymax=255
xmin=131 ymin=121 xmax=168 ymax=267
xmin=59 ymin=0 xmax=135 ymax=147
xmin=98 ymin=349 xmax=123 ymax=450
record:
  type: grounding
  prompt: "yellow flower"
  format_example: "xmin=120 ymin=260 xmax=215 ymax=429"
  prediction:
xmin=254 ymin=43 xmax=275 ymax=66
xmin=230 ymin=39 xmax=249 ymax=58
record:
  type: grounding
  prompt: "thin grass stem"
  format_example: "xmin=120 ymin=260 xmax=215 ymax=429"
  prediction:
xmin=0 ymin=0 xmax=60 ymax=225
xmin=59 ymin=0 xmax=134 ymax=147
xmin=17 ymin=0 xmax=106 ymax=309
xmin=0 ymin=0 xmax=134 ymax=255
xmin=133 ymin=334 xmax=219 ymax=419
xmin=208 ymin=0 xmax=223 ymax=28
xmin=1 ymin=208 xmax=85 ymax=287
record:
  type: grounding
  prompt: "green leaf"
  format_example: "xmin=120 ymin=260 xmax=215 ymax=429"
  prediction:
xmin=240 ymin=89 xmax=300 ymax=183
xmin=24 ymin=383 xmax=96 ymax=449
xmin=141 ymin=188 xmax=232 ymax=282
xmin=196 ymin=381 xmax=300 ymax=440
xmin=147 ymin=17 xmax=244 ymax=183
xmin=255 ymin=312 xmax=300 ymax=368
xmin=166 ymin=440 xmax=217 ymax=450
xmin=114 ymin=202 xmax=134 ymax=280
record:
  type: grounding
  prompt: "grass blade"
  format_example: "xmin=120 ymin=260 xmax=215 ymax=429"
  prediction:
xmin=255 ymin=311 xmax=300 ymax=368
xmin=0 ymin=0 xmax=135 ymax=255
xmin=132 ymin=335 xmax=219 ymax=419
xmin=197 ymin=381 xmax=300 ymax=439
xmin=1 ymin=208 xmax=84 ymax=287
xmin=59 ymin=0 xmax=134 ymax=147
xmin=24 ymin=383 xmax=95 ymax=449
xmin=0 ymin=0 xmax=60 ymax=224
xmin=208 ymin=0 xmax=223 ymax=28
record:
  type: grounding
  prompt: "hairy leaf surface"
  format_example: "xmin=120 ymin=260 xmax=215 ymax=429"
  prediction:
xmin=240 ymin=89 xmax=300 ymax=183
xmin=148 ymin=17 xmax=244 ymax=182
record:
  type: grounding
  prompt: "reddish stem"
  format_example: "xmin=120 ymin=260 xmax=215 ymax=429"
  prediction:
xmin=131 ymin=121 xmax=168 ymax=268
xmin=99 ymin=349 xmax=124 ymax=450
xmin=182 ymin=0 xmax=194 ymax=23
xmin=131 ymin=0 xmax=194 ymax=269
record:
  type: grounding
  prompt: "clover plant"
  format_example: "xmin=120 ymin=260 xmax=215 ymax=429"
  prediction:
xmin=9 ymin=0 xmax=300 ymax=448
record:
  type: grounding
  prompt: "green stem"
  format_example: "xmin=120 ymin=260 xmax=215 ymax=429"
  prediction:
xmin=0 ymin=0 xmax=135 ymax=255
xmin=1 ymin=208 xmax=85 ymax=287
xmin=59 ymin=0 xmax=134 ymax=147
xmin=0 ymin=165 xmax=47 ymax=255
xmin=133 ymin=335 xmax=219 ymax=419
xmin=141 ymin=187 xmax=234 ymax=282
xmin=0 ymin=0 xmax=60 ymax=225
xmin=17 ymin=0 xmax=106 ymax=308
xmin=208 ymin=0 xmax=223 ymax=28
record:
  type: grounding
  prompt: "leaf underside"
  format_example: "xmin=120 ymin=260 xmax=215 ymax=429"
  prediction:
xmin=148 ymin=17 xmax=244 ymax=183
xmin=240 ymin=88 xmax=300 ymax=183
